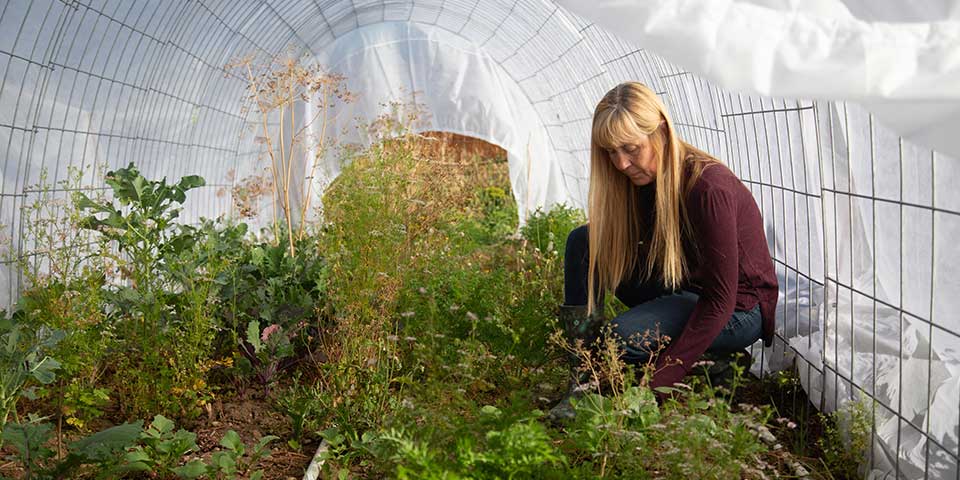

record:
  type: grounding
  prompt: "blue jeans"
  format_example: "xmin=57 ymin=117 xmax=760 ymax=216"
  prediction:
xmin=611 ymin=290 xmax=763 ymax=364
xmin=563 ymin=225 xmax=762 ymax=364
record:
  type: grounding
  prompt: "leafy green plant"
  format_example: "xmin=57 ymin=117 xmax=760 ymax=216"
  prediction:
xmin=2 ymin=414 xmax=278 ymax=480
xmin=76 ymin=162 xmax=205 ymax=265
xmin=207 ymin=430 xmax=278 ymax=480
xmin=0 ymin=317 xmax=62 ymax=447
xmin=316 ymin=426 xmax=388 ymax=478
xmin=1 ymin=415 xmax=54 ymax=478
xmin=123 ymin=414 xmax=207 ymax=479
xmin=1 ymin=415 xmax=142 ymax=479
xmin=568 ymin=387 xmax=660 ymax=456
xmin=72 ymin=163 xmax=220 ymax=418
xmin=61 ymin=383 xmax=111 ymax=430
xmin=223 ymin=235 xmax=328 ymax=392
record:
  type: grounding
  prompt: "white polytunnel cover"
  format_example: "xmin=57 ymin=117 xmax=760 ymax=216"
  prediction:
xmin=1 ymin=0 xmax=959 ymax=477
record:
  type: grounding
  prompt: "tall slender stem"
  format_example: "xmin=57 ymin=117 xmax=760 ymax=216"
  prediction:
xmin=245 ymin=63 xmax=281 ymax=244
xmin=298 ymin=86 xmax=331 ymax=241
xmin=284 ymin=80 xmax=296 ymax=257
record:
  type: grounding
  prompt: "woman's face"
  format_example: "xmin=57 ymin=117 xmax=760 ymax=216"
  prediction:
xmin=603 ymin=134 xmax=657 ymax=186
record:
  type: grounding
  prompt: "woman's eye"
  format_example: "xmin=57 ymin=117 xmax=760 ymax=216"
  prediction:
xmin=624 ymin=145 xmax=638 ymax=153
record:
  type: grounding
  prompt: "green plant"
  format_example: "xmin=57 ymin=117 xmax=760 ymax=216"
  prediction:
xmin=316 ymin=426 xmax=388 ymax=478
xmin=375 ymin=406 xmax=566 ymax=480
xmin=457 ymin=406 xmax=566 ymax=479
xmin=520 ymin=204 xmax=584 ymax=256
xmin=0 ymin=317 xmax=62 ymax=447
xmin=274 ymin=373 xmax=326 ymax=448
xmin=2 ymin=414 xmax=278 ymax=480
xmin=208 ymin=430 xmax=278 ymax=480
xmin=818 ymin=398 xmax=871 ymax=479
xmin=569 ymin=387 xmax=660 ymax=455
xmin=222 ymin=234 xmax=328 ymax=392
xmin=1 ymin=415 xmax=54 ymax=478
xmin=73 ymin=163 xmax=220 ymax=418
xmin=123 ymin=414 xmax=207 ymax=479
xmin=242 ymin=318 xmax=303 ymax=395
xmin=1 ymin=415 xmax=142 ymax=479
xmin=15 ymin=165 xmax=116 ymax=436
xmin=60 ymin=383 xmax=111 ymax=431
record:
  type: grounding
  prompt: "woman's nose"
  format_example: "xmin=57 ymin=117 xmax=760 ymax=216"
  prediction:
xmin=611 ymin=151 xmax=630 ymax=170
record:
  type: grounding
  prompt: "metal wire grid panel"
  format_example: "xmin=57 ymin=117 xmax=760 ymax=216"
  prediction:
xmin=2 ymin=0 xmax=959 ymax=477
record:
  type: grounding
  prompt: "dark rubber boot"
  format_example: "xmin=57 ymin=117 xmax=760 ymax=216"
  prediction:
xmin=546 ymin=304 xmax=605 ymax=423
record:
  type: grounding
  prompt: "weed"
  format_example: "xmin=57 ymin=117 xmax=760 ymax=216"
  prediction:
xmin=15 ymin=166 xmax=112 ymax=436
xmin=818 ymin=397 xmax=871 ymax=479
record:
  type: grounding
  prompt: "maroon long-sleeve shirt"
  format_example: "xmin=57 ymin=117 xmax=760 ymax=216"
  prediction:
xmin=647 ymin=161 xmax=778 ymax=390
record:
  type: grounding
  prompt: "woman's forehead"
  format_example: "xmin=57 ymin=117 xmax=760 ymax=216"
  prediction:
xmin=595 ymin=123 xmax=647 ymax=148
xmin=594 ymin=109 xmax=648 ymax=148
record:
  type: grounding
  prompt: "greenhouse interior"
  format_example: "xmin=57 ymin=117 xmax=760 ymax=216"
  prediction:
xmin=1 ymin=0 xmax=959 ymax=478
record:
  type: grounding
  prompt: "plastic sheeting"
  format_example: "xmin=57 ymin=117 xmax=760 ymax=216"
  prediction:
xmin=1 ymin=1 xmax=958 ymax=478
xmin=557 ymin=0 xmax=960 ymax=160
xmin=304 ymin=22 xmax=565 ymax=224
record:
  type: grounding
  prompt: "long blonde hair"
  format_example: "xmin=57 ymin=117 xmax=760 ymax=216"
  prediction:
xmin=587 ymin=82 xmax=718 ymax=312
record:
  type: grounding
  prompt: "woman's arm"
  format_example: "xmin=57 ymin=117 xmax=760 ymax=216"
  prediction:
xmin=649 ymin=184 xmax=739 ymax=390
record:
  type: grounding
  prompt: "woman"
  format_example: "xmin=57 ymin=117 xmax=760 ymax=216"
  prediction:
xmin=548 ymin=82 xmax=778 ymax=420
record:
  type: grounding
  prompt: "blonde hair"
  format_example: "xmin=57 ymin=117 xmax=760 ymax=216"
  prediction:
xmin=587 ymin=82 xmax=717 ymax=312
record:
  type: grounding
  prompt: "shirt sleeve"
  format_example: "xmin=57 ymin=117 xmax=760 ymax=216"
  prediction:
xmin=650 ymin=185 xmax=739 ymax=390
